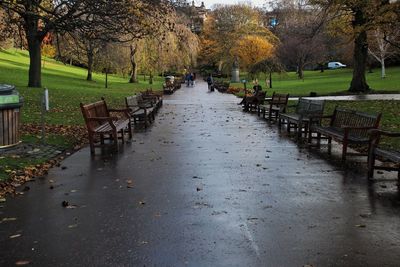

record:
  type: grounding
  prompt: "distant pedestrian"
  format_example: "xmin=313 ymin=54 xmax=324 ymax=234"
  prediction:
xmin=185 ymin=72 xmax=191 ymax=87
xmin=189 ymin=73 xmax=194 ymax=87
xmin=206 ymin=74 xmax=214 ymax=91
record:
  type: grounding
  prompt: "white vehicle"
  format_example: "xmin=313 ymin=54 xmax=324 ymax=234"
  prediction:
xmin=328 ymin=62 xmax=347 ymax=69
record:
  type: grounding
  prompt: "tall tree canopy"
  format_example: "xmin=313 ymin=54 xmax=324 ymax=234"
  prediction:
xmin=0 ymin=0 xmax=170 ymax=88
xmin=199 ymin=4 xmax=278 ymax=73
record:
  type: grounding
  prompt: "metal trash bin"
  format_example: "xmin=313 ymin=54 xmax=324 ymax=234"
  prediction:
xmin=0 ymin=84 xmax=24 ymax=149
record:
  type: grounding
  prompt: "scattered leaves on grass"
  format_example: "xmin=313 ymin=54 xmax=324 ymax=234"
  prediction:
xmin=0 ymin=124 xmax=87 ymax=198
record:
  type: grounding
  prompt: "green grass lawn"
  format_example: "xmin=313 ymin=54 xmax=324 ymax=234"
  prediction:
xmin=0 ymin=49 xmax=164 ymax=125
xmin=230 ymin=67 xmax=400 ymax=96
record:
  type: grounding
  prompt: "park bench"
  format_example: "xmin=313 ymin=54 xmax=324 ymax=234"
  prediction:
xmin=80 ymin=99 xmax=132 ymax=154
xmin=257 ymin=92 xmax=289 ymax=121
xmin=214 ymin=81 xmax=230 ymax=93
xmin=367 ymin=129 xmax=400 ymax=180
xmin=308 ymin=107 xmax=382 ymax=161
xmin=242 ymin=91 xmax=266 ymax=112
xmin=278 ymin=98 xmax=325 ymax=139
xmin=140 ymin=89 xmax=163 ymax=109
xmin=163 ymin=80 xmax=175 ymax=94
xmin=125 ymin=95 xmax=155 ymax=127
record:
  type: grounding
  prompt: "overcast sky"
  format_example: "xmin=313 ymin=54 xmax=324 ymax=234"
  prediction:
xmin=199 ymin=0 xmax=266 ymax=9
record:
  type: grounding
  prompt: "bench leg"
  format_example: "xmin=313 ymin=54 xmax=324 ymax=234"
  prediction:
xmin=113 ymin=130 xmax=119 ymax=151
xmin=128 ymin=121 xmax=132 ymax=139
xmin=296 ymin=123 xmax=302 ymax=140
xmin=303 ymin=124 xmax=309 ymax=139
xmin=367 ymin=151 xmax=375 ymax=180
xmin=342 ymin=141 xmax=348 ymax=161
xmin=88 ymin=134 xmax=95 ymax=155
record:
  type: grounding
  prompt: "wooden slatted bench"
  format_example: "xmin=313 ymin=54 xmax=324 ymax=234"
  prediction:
xmin=309 ymin=107 xmax=382 ymax=161
xmin=367 ymin=129 xmax=400 ymax=180
xmin=125 ymin=95 xmax=155 ymax=127
xmin=257 ymin=92 xmax=289 ymax=121
xmin=243 ymin=91 xmax=266 ymax=112
xmin=279 ymin=98 xmax=325 ymax=139
xmin=80 ymin=100 xmax=132 ymax=154
xmin=139 ymin=90 xmax=163 ymax=110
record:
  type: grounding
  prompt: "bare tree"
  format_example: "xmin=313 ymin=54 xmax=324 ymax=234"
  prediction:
xmin=271 ymin=1 xmax=331 ymax=79
xmin=368 ymin=27 xmax=400 ymax=78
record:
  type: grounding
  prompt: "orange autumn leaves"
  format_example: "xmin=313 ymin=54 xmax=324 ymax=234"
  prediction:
xmin=230 ymin=35 xmax=275 ymax=69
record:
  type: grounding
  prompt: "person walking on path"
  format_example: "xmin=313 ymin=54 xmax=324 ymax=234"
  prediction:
xmin=206 ymin=74 xmax=214 ymax=91
xmin=189 ymin=73 xmax=195 ymax=87
xmin=185 ymin=72 xmax=191 ymax=87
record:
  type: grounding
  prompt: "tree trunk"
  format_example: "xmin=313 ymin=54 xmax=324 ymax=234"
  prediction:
xmin=86 ymin=48 xmax=94 ymax=81
xmin=27 ymin=33 xmax=42 ymax=88
xmin=269 ymin=71 xmax=272 ymax=89
xmin=380 ymin=58 xmax=386 ymax=79
xmin=149 ymin=72 xmax=153 ymax=85
xmin=349 ymin=9 xmax=369 ymax=92
xmin=129 ymin=44 xmax=138 ymax=83
xmin=297 ymin=62 xmax=304 ymax=80
xmin=105 ymin=71 xmax=108 ymax=88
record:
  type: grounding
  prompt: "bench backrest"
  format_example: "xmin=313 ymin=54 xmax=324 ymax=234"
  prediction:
xmin=125 ymin=95 xmax=140 ymax=110
xmin=256 ymin=91 xmax=267 ymax=102
xmin=142 ymin=89 xmax=163 ymax=98
xmin=332 ymin=107 xmax=382 ymax=138
xmin=80 ymin=100 xmax=110 ymax=131
xmin=296 ymin=98 xmax=325 ymax=116
xmin=270 ymin=92 xmax=289 ymax=112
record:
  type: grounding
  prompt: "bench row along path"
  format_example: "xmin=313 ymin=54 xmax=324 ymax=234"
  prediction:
xmin=1 ymin=80 xmax=399 ymax=266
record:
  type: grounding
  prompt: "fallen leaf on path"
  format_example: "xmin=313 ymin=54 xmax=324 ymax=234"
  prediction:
xmin=15 ymin=260 xmax=31 ymax=265
xmin=9 ymin=234 xmax=21 ymax=239
xmin=68 ymin=224 xmax=78 ymax=229
xmin=2 ymin=217 xmax=17 ymax=222
xmin=355 ymin=224 xmax=366 ymax=228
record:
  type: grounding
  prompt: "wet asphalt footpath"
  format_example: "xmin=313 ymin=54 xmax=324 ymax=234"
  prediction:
xmin=1 ymin=81 xmax=400 ymax=267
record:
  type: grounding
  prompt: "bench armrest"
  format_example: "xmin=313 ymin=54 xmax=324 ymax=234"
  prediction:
xmin=342 ymin=125 xmax=377 ymax=130
xmin=88 ymin=116 xmax=118 ymax=122
xmin=138 ymin=103 xmax=153 ymax=108
xmin=108 ymin=108 xmax=130 ymax=113
xmin=368 ymin=129 xmax=400 ymax=138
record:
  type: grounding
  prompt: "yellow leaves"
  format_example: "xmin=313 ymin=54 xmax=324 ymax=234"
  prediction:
xmin=42 ymin=44 xmax=56 ymax=59
xmin=230 ymin=35 xmax=275 ymax=69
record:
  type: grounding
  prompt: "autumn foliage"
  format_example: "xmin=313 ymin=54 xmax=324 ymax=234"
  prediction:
xmin=230 ymin=35 xmax=275 ymax=69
